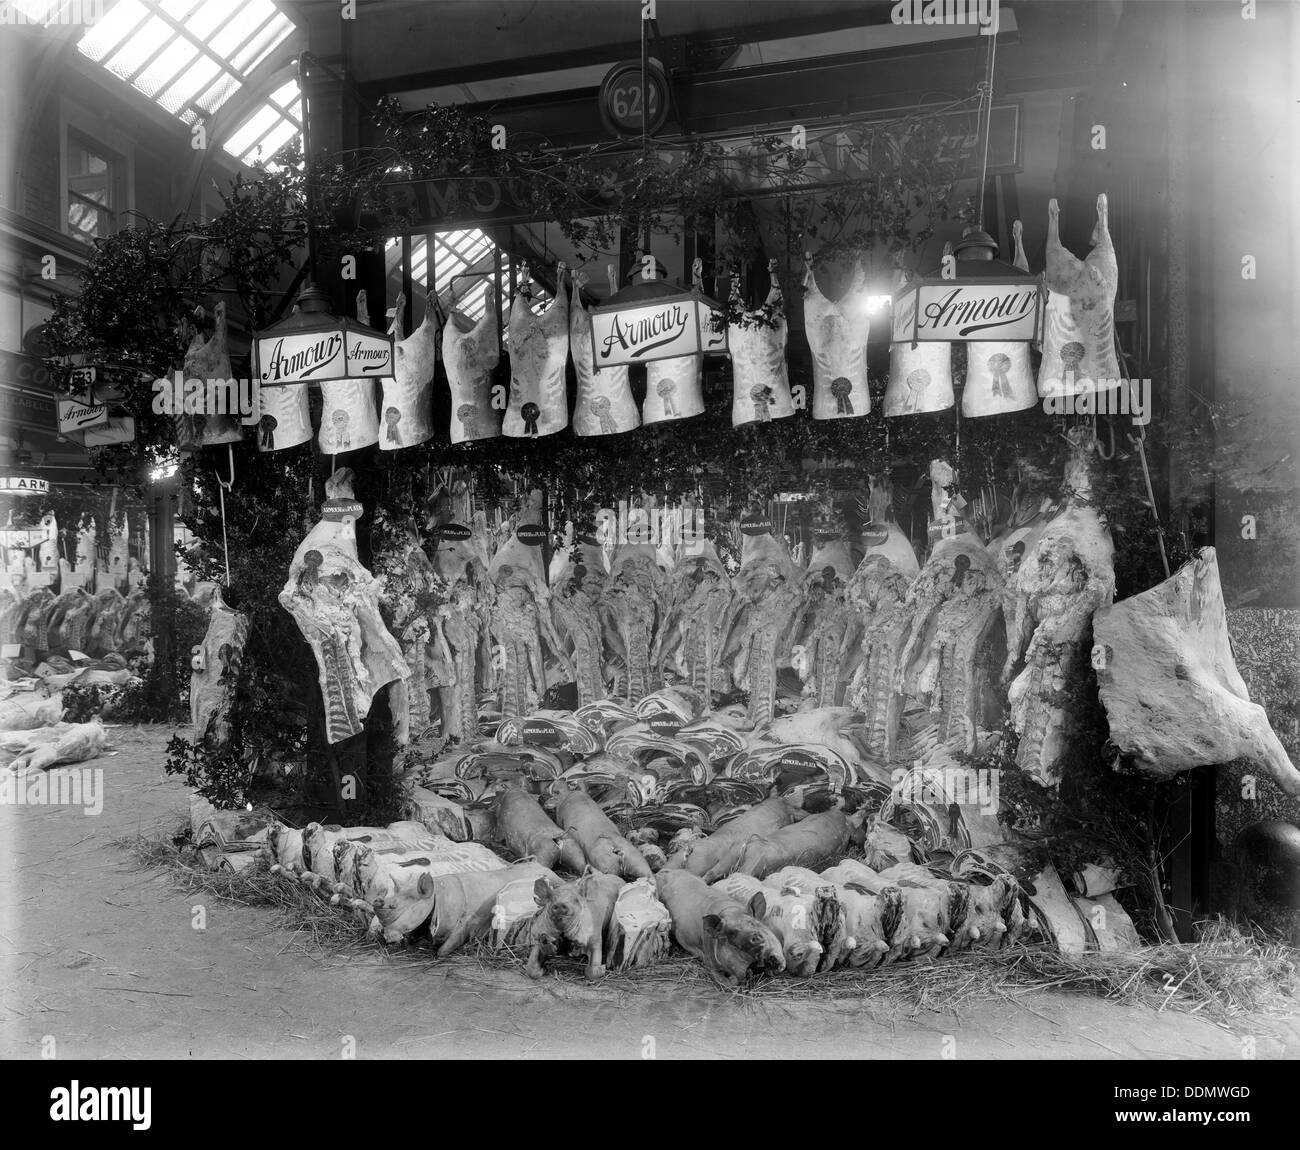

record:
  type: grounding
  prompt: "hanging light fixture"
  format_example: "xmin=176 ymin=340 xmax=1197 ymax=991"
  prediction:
xmin=253 ymin=283 xmax=394 ymax=386
xmin=890 ymin=26 xmax=1043 ymax=349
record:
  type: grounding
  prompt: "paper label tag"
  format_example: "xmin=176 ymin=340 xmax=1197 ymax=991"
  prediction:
xmin=322 ymin=498 xmax=363 ymax=522
xmin=516 ymin=525 xmax=546 ymax=547
xmin=68 ymin=649 xmax=88 ymax=662
xmin=521 ymin=718 xmax=562 ymax=745
xmin=740 ymin=516 xmax=772 ymax=536
xmin=1 ymin=644 xmax=20 ymax=658
xmin=437 ymin=523 xmax=471 ymax=540
xmin=645 ymin=712 xmax=684 ymax=736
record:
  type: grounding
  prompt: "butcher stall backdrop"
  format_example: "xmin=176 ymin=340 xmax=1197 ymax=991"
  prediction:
xmin=14 ymin=86 xmax=1298 ymax=973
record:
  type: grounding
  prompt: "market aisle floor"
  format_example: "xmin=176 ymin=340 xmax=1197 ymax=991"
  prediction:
xmin=1 ymin=726 xmax=1296 ymax=1061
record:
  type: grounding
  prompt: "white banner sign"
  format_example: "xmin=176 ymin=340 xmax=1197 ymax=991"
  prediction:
xmin=893 ymin=280 xmax=1042 ymax=342
xmin=0 ymin=475 xmax=49 ymax=495
xmin=57 ymin=393 xmax=109 ymax=434
xmin=589 ymin=295 xmax=726 ymax=368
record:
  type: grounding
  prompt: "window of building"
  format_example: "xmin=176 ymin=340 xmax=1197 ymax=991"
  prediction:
xmin=66 ymin=132 xmax=120 ymax=241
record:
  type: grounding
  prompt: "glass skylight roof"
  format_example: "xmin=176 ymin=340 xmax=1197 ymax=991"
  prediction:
xmin=77 ymin=0 xmax=296 ymax=128
xmin=386 ymin=230 xmax=551 ymax=324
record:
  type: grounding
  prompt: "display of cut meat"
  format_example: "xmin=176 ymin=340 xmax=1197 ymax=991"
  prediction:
xmin=600 ymin=542 xmax=668 ymax=705
xmin=378 ymin=292 xmax=440 ymax=451
xmin=570 ymin=271 xmax=639 ymax=436
xmin=729 ymin=261 xmax=794 ymax=427
xmin=190 ymin=586 xmax=249 ymax=751
xmin=255 ymin=383 xmax=312 ymax=452
xmin=1092 ymin=547 xmax=1300 ymax=796
xmin=317 ymin=379 xmax=379 ymax=454
xmin=432 ymin=522 xmax=492 ymax=741
xmin=642 ymin=354 xmax=705 ymax=425
xmin=803 ymin=255 xmax=872 ymax=419
xmin=176 ymin=302 xmax=244 ymax=451
xmin=444 ymin=295 xmax=502 ymax=443
xmin=549 ymin=534 xmax=609 ymax=706
xmin=1037 ymin=194 xmax=1122 ymax=396
xmin=962 ymin=220 xmax=1038 ymax=417
xmin=652 ymin=538 xmax=733 ymax=698
xmin=503 ymin=269 xmax=570 ymax=437
xmin=106 ymin=514 xmax=130 ymax=593
xmin=277 ymin=469 xmax=409 ymax=744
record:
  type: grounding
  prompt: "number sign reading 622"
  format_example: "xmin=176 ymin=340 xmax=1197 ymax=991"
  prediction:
xmin=599 ymin=59 xmax=670 ymax=138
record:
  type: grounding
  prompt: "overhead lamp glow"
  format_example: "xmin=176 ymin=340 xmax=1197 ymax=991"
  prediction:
xmin=253 ymin=283 xmax=394 ymax=386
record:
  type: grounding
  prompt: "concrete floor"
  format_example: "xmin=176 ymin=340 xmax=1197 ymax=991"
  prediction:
xmin=2 ymin=724 xmax=1296 ymax=1060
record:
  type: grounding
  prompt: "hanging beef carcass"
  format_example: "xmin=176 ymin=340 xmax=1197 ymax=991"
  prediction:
xmin=549 ymin=534 xmax=609 ymax=707
xmin=376 ymin=526 xmax=453 ymax=743
xmin=804 ymin=252 xmax=872 ymax=419
xmin=1093 ymin=548 xmax=1300 ymax=796
xmin=488 ymin=496 xmax=572 ymax=720
xmin=655 ymin=869 xmax=785 ymax=985
xmin=503 ymin=265 xmax=570 ymax=438
xmin=432 ymin=518 xmax=492 ymax=740
xmin=793 ymin=529 xmax=861 ymax=707
xmin=190 ymin=586 xmax=249 ymax=752
xmin=720 ymin=526 xmax=806 ymax=724
xmin=896 ymin=534 xmax=1004 ymax=757
xmin=652 ymin=533 xmax=733 ymax=699
xmin=1003 ymin=427 xmax=1115 ymax=786
xmin=599 ymin=540 xmax=668 ymax=705
xmin=846 ymin=556 xmax=915 ymax=763
xmin=278 ymin=469 xmax=409 ymax=743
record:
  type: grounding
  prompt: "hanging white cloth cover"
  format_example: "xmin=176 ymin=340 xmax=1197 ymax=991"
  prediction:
xmin=1038 ymin=194 xmax=1122 ymax=397
xmin=963 ymin=220 xmax=1038 ymax=417
xmin=729 ymin=260 xmax=795 ymax=427
xmin=255 ymin=383 xmax=312 ymax=452
xmin=885 ymin=340 xmax=954 ymax=416
xmin=176 ymin=302 xmax=244 ymax=452
xmin=444 ymin=293 xmax=501 ymax=444
xmin=804 ymin=255 xmax=872 ymax=419
xmin=571 ymin=270 xmax=639 ymax=436
xmin=504 ymin=266 xmax=570 ymax=438
xmin=317 ymin=379 xmax=379 ymax=453
xmin=379 ymin=291 xmax=440 ymax=451
xmin=642 ymin=354 xmax=704 ymax=425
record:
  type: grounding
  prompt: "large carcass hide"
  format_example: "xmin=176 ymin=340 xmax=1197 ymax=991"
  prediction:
xmin=599 ymin=541 xmax=668 ymax=705
xmin=527 ymin=869 xmax=624 ymax=980
xmin=721 ymin=529 xmax=805 ymax=724
xmin=190 ymin=586 xmax=248 ymax=751
xmin=554 ymin=786 xmax=652 ymax=878
xmin=654 ymin=868 xmax=785 ymax=985
xmin=278 ymin=470 xmax=409 ymax=743
xmin=1003 ymin=427 xmax=1115 ymax=786
xmin=1093 ymin=548 xmax=1300 ymax=796
xmin=653 ymin=539 xmax=733 ymax=699
xmin=665 ymin=793 xmax=806 ymax=880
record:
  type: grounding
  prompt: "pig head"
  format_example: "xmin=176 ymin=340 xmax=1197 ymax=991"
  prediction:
xmin=656 ymin=869 xmax=784 ymax=986
xmin=527 ymin=869 xmax=625 ymax=981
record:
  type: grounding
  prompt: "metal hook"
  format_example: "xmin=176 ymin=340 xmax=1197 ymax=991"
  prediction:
xmin=1092 ymin=418 xmax=1115 ymax=461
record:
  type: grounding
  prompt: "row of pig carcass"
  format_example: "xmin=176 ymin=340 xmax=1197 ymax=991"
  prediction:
xmin=259 ymin=779 xmax=1024 ymax=986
